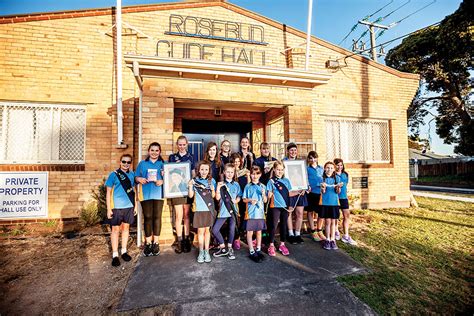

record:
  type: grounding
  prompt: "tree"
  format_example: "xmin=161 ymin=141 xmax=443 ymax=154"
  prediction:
xmin=386 ymin=0 xmax=473 ymax=155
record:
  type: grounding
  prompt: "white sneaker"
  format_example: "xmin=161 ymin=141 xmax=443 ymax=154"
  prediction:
xmin=197 ymin=250 xmax=205 ymax=263
xmin=341 ymin=235 xmax=357 ymax=246
xmin=335 ymin=230 xmax=341 ymax=241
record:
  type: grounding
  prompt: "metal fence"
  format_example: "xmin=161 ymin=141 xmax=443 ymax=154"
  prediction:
xmin=0 ymin=102 xmax=86 ymax=164
xmin=325 ymin=118 xmax=390 ymax=163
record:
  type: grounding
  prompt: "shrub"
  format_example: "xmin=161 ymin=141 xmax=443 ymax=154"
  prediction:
xmin=91 ymin=178 xmax=107 ymax=222
xmin=79 ymin=200 xmax=101 ymax=227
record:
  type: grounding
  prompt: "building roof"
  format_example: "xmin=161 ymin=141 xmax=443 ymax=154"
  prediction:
xmin=409 ymin=148 xmax=451 ymax=160
xmin=0 ymin=1 xmax=420 ymax=81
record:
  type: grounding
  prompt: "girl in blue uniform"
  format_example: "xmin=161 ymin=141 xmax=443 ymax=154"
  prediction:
xmin=306 ymin=151 xmax=325 ymax=242
xmin=253 ymin=142 xmax=277 ymax=185
xmin=266 ymin=160 xmax=298 ymax=257
xmin=334 ymin=158 xmax=357 ymax=246
xmin=219 ymin=139 xmax=232 ymax=167
xmin=320 ymin=161 xmax=342 ymax=250
xmin=169 ymin=135 xmax=195 ymax=254
xmin=230 ymin=152 xmax=250 ymax=250
xmin=135 ymin=142 xmax=165 ymax=256
xmin=242 ymin=166 xmax=268 ymax=263
xmin=212 ymin=163 xmax=242 ymax=260
xmin=284 ymin=143 xmax=307 ymax=244
xmin=188 ymin=160 xmax=216 ymax=263
xmin=106 ymin=154 xmax=137 ymax=267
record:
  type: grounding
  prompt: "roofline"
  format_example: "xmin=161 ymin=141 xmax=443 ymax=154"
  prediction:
xmin=0 ymin=1 xmax=420 ymax=80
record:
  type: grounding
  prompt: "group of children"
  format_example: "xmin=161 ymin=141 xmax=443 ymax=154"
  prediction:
xmin=105 ymin=135 xmax=357 ymax=267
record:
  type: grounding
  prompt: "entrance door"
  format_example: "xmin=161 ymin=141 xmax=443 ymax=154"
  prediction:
xmin=183 ymin=119 xmax=252 ymax=161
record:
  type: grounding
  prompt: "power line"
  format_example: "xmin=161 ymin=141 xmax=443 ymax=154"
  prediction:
xmin=341 ymin=21 xmax=441 ymax=62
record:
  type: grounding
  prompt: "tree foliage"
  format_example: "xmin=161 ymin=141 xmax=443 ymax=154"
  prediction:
xmin=386 ymin=0 xmax=473 ymax=155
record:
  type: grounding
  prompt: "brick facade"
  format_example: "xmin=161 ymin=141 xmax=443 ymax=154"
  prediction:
xmin=0 ymin=2 xmax=419 ymax=243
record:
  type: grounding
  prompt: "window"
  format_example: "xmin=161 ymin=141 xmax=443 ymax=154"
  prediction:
xmin=0 ymin=102 xmax=86 ymax=164
xmin=325 ymin=118 xmax=390 ymax=163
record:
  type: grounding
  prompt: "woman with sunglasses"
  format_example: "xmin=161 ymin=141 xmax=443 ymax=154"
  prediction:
xmin=135 ymin=142 xmax=165 ymax=257
xmin=105 ymin=154 xmax=137 ymax=267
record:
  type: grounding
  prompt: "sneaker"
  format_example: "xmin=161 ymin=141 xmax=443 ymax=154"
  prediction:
xmin=112 ymin=257 xmax=120 ymax=267
xmin=342 ymin=235 xmax=358 ymax=246
xmin=323 ymin=240 xmax=331 ymax=250
xmin=311 ymin=231 xmax=322 ymax=242
xmin=330 ymin=240 xmax=339 ymax=250
xmin=213 ymin=247 xmax=228 ymax=257
xmin=233 ymin=239 xmax=241 ymax=250
xmin=267 ymin=245 xmax=276 ymax=257
xmin=249 ymin=252 xmax=260 ymax=263
xmin=174 ymin=240 xmax=183 ymax=254
xmin=152 ymin=243 xmax=160 ymax=256
xmin=121 ymin=252 xmax=132 ymax=262
xmin=335 ymin=230 xmax=341 ymax=241
xmin=256 ymin=251 xmax=265 ymax=262
xmin=183 ymin=238 xmax=192 ymax=253
xmin=227 ymin=248 xmax=236 ymax=260
xmin=143 ymin=243 xmax=153 ymax=257
xmin=295 ymin=235 xmax=304 ymax=244
xmin=317 ymin=231 xmax=327 ymax=241
xmin=204 ymin=250 xmax=212 ymax=263
xmin=278 ymin=244 xmax=290 ymax=256
xmin=252 ymin=239 xmax=257 ymax=248
xmin=288 ymin=235 xmax=297 ymax=245
xmin=197 ymin=250 xmax=205 ymax=263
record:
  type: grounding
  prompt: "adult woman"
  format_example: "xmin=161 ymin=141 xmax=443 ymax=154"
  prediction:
xmin=239 ymin=137 xmax=256 ymax=171
xmin=204 ymin=141 xmax=221 ymax=183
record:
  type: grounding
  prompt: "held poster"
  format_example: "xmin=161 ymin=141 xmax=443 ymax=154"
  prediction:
xmin=0 ymin=172 xmax=48 ymax=219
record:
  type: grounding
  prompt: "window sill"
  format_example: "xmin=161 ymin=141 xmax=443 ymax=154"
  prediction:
xmin=0 ymin=164 xmax=85 ymax=172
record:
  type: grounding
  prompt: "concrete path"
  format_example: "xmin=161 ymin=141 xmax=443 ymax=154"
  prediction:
xmin=118 ymin=237 xmax=375 ymax=315
xmin=412 ymin=191 xmax=474 ymax=203
xmin=411 ymin=185 xmax=474 ymax=194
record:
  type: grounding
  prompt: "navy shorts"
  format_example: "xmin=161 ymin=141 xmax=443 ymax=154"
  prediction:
xmin=245 ymin=219 xmax=267 ymax=231
xmin=289 ymin=193 xmax=308 ymax=207
xmin=110 ymin=207 xmax=135 ymax=226
xmin=305 ymin=193 xmax=322 ymax=213
xmin=321 ymin=205 xmax=340 ymax=219
xmin=339 ymin=198 xmax=349 ymax=210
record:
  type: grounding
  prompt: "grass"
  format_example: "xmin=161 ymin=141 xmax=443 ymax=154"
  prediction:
xmin=338 ymin=196 xmax=474 ymax=314
xmin=414 ymin=174 xmax=474 ymax=188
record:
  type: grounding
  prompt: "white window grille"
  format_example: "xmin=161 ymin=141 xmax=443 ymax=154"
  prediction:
xmin=0 ymin=102 xmax=86 ymax=164
xmin=325 ymin=118 xmax=390 ymax=163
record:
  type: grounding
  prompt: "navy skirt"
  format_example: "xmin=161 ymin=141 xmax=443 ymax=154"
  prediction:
xmin=321 ymin=205 xmax=340 ymax=219
xmin=289 ymin=193 xmax=308 ymax=207
xmin=245 ymin=219 xmax=267 ymax=231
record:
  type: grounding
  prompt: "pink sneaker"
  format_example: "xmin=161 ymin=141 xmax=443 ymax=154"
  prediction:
xmin=233 ymin=239 xmax=241 ymax=250
xmin=278 ymin=244 xmax=290 ymax=256
xmin=268 ymin=245 xmax=276 ymax=257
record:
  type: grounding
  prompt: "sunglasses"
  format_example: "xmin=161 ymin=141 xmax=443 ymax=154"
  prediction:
xmin=121 ymin=160 xmax=132 ymax=164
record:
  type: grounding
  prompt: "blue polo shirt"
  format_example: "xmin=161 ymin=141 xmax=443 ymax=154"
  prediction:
xmin=192 ymin=178 xmax=217 ymax=212
xmin=308 ymin=165 xmax=324 ymax=194
xmin=169 ymin=152 xmax=195 ymax=170
xmin=105 ymin=170 xmax=135 ymax=209
xmin=266 ymin=177 xmax=292 ymax=208
xmin=242 ymin=182 xmax=267 ymax=220
xmin=336 ymin=172 xmax=349 ymax=199
xmin=321 ymin=177 xmax=340 ymax=206
xmin=218 ymin=180 xmax=242 ymax=218
xmin=135 ymin=158 xmax=164 ymax=201
xmin=253 ymin=156 xmax=277 ymax=185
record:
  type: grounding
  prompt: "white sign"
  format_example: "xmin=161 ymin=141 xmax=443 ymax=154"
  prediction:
xmin=0 ymin=172 xmax=48 ymax=219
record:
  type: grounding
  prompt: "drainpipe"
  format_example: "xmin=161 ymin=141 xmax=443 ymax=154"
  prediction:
xmin=116 ymin=0 xmax=124 ymax=146
xmin=305 ymin=0 xmax=313 ymax=71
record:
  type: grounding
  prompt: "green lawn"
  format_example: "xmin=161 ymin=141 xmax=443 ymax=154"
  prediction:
xmin=338 ymin=196 xmax=473 ymax=314
xmin=414 ymin=174 xmax=474 ymax=188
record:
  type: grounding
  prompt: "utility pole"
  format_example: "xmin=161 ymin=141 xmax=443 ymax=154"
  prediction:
xmin=357 ymin=20 xmax=389 ymax=62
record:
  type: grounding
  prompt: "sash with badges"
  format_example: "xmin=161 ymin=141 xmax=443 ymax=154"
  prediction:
xmin=114 ymin=169 xmax=135 ymax=206
xmin=271 ymin=177 xmax=290 ymax=206
xmin=193 ymin=178 xmax=216 ymax=217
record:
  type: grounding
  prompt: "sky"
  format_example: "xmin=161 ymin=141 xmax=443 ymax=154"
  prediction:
xmin=0 ymin=0 xmax=463 ymax=154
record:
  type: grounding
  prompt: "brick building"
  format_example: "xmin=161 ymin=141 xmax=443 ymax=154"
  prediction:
xmin=0 ymin=1 xmax=419 ymax=242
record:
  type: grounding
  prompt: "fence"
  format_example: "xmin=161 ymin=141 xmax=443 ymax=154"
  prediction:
xmin=417 ymin=160 xmax=474 ymax=177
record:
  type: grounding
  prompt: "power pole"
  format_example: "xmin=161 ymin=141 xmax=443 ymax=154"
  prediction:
xmin=357 ymin=20 xmax=389 ymax=62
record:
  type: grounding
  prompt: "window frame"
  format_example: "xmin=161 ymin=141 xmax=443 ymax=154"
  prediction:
xmin=0 ymin=101 xmax=87 ymax=165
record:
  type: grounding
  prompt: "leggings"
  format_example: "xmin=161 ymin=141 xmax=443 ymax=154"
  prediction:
xmin=267 ymin=207 xmax=288 ymax=243
xmin=212 ymin=217 xmax=236 ymax=245
xmin=141 ymin=199 xmax=164 ymax=237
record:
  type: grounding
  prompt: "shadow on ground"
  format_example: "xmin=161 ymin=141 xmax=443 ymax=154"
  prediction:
xmin=118 ymin=236 xmax=374 ymax=315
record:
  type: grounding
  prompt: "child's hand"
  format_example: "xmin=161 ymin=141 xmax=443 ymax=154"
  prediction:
xmin=338 ymin=182 xmax=344 ymax=188
xmin=268 ymin=191 xmax=274 ymax=199
xmin=287 ymin=206 xmax=294 ymax=213
xmin=261 ymin=187 xmax=265 ymax=196
xmin=107 ymin=208 xmax=113 ymax=219
xmin=251 ymin=199 xmax=258 ymax=205
xmin=188 ymin=179 xmax=195 ymax=188
xmin=320 ymin=182 xmax=327 ymax=189
xmin=155 ymin=179 xmax=163 ymax=186
xmin=137 ymin=177 xmax=148 ymax=184
xmin=299 ymin=190 xmax=305 ymax=196
xmin=217 ymin=182 xmax=224 ymax=190
xmin=133 ymin=207 xmax=138 ymax=216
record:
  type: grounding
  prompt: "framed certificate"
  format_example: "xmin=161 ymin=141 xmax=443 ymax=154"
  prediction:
xmin=163 ymin=162 xmax=191 ymax=198
xmin=283 ymin=160 xmax=309 ymax=191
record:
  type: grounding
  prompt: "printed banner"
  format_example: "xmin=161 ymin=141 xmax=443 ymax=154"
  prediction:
xmin=0 ymin=172 xmax=48 ymax=219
